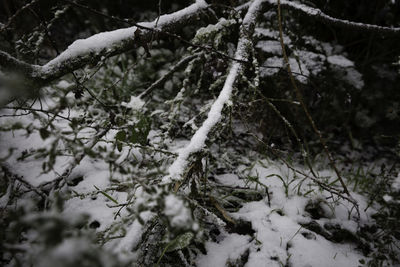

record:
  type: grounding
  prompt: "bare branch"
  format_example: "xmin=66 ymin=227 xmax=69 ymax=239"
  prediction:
xmin=41 ymin=1 xmax=208 ymax=81
xmin=267 ymin=0 xmax=400 ymax=37
xmin=139 ymin=53 xmax=200 ymax=98
xmin=0 ymin=0 xmax=41 ymax=33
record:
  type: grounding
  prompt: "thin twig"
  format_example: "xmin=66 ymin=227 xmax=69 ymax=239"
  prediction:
xmin=1 ymin=163 xmax=47 ymax=199
xmin=277 ymin=0 xmax=353 ymax=200
xmin=139 ymin=53 xmax=200 ymax=98
xmin=267 ymin=0 xmax=400 ymax=36
xmin=39 ymin=126 xmax=111 ymax=190
xmin=0 ymin=0 xmax=41 ymax=33
xmin=2 ymin=106 xmax=72 ymax=121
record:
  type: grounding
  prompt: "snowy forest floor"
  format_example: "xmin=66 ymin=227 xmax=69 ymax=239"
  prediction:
xmin=1 ymin=2 xmax=400 ymax=264
xmin=1 ymin=97 xmax=399 ymax=266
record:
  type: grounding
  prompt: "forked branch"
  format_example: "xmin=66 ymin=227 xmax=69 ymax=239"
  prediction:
xmin=164 ymin=0 xmax=267 ymax=183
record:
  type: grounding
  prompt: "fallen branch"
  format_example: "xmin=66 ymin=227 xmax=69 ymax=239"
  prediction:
xmin=164 ymin=0 xmax=267 ymax=183
xmin=0 ymin=1 xmax=209 ymax=85
xmin=267 ymin=0 xmax=400 ymax=37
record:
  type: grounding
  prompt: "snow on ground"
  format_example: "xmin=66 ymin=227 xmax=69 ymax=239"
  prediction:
xmin=256 ymin=40 xmax=283 ymax=55
xmin=164 ymin=194 xmax=196 ymax=230
xmin=0 ymin=94 xmax=145 ymax=245
xmin=256 ymin=28 xmax=364 ymax=89
xmin=260 ymin=56 xmax=310 ymax=83
xmin=198 ymin=160 xmax=371 ymax=266
xmin=393 ymin=173 xmax=400 ymax=192
xmin=0 ymin=107 xmax=71 ymax=186
xmin=327 ymin=55 xmax=355 ymax=68
xmin=0 ymin=88 xmax=376 ymax=266
xmin=196 ymin=233 xmax=251 ymax=267
xmin=1 ymin=111 xmax=373 ymax=266
xmin=121 ymin=96 xmax=145 ymax=110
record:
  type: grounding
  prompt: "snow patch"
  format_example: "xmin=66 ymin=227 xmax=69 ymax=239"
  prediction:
xmin=164 ymin=194 xmax=193 ymax=229
xmin=121 ymin=96 xmax=145 ymax=110
xmin=343 ymin=68 xmax=364 ymax=89
xmin=114 ymin=211 xmax=153 ymax=254
xmin=196 ymin=234 xmax=250 ymax=267
xmin=260 ymin=56 xmax=310 ymax=83
xmin=256 ymin=40 xmax=282 ymax=55
xmin=327 ymin=55 xmax=354 ymax=68
xmin=215 ymin=173 xmax=246 ymax=187
xmin=56 ymin=80 xmax=73 ymax=89
xmin=393 ymin=173 xmax=400 ymax=191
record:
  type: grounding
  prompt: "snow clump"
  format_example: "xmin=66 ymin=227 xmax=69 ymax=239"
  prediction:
xmin=121 ymin=96 xmax=145 ymax=110
xmin=164 ymin=194 xmax=197 ymax=230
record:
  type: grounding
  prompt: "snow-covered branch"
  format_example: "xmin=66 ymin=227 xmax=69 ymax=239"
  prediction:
xmin=267 ymin=0 xmax=400 ymax=36
xmin=164 ymin=0 xmax=267 ymax=183
xmin=0 ymin=1 xmax=209 ymax=84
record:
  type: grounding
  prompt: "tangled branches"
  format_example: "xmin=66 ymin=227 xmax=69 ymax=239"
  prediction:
xmin=1 ymin=0 xmax=400 ymax=266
